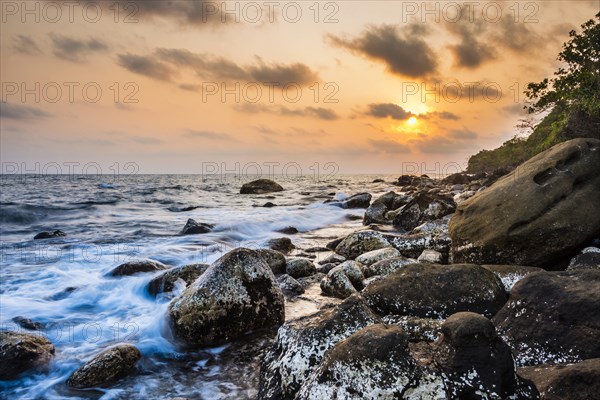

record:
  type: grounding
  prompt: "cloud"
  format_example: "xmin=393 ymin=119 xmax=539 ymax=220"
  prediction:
xmin=0 ymin=103 xmax=52 ymax=120
xmin=422 ymin=110 xmax=461 ymax=121
xmin=252 ymin=125 xmax=328 ymax=138
xmin=368 ymin=138 xmax=411 ymax=153
xmin=413 ymin=128 xmax=478 ymax=154
xmin=49 ymin=33 xmax=109 ymax=62
xmin=448 ymin=128 xmax=478 ymax=140
xmin=446 ymin=19 xmax=496 ymax=68
xmin=117 ymin=54 xmax=176 ymax=81
xmin=365 ymin=103 xmax=413 ymax=120
xmin=234 ymin=103 xmax=338 ymax=120
xmin=184 ymin=129 xmax=237 ymax=141
xmin=130 ymin=136 xmax=164 ymax=144
xmin=13 ymin=35 xmax=42 ymax=55
xmin=327 ymin=24 xmax=437 ymax=78
xmin=493 ymin=15 xmax=543 ymax=53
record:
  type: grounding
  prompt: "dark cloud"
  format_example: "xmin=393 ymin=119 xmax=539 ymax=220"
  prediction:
xmin=422 ymin=110 xmax=461 ymax=121
xmin=327 ymin=24 xmax=437 ymax=78
xmin=368 ymin=138 xmax=411 ymax=153
xmin=235 ymin=103 xmax=338 ymax=120
xmin=117 ymin=54 xmax=176 ymax=81
xmin=184 ymin=129 xmax=237 ymax=141
xmin=0 ymin=103 xmax=52 ymax=120
xmin=446 ymin=19 xmax=495 ymax=68
xmin=49 ymin=33 xmax=109 ymax=62
xmin=448 ymin=128 xmax=478 ymax=140
xmin=365 ymin=103 xmax=413 ymax=120
xmin=13 ymin=35 xmax=42 ymax=55
xmin=494 ymin=16 xmax=542 ymax=53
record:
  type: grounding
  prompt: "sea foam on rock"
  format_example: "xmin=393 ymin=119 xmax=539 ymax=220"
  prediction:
xmin=168 ymin=248 xmax=285 ymax=348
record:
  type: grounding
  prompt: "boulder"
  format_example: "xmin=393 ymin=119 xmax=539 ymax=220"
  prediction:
xmin=179 ymin=218 xmax=213 ymax=235
xmin=450 ymin=139 xmax=600 ymax=269
xmin=258 ymin=296 xmax=380 ymax=399
xmin=256 ymin=249 xmax=287 ymax=275
xmin=108 ymin=259 xmax=169 ymax=277
xmin=442 ymin=172 xmax=472 ymax=185
xmin=481 ymin=264 xmax=543 ymax=293
xmin=341 ymin=192 xmax=372 ymax=209
xmin=434 ymin=312 xmax=537 ymax=399
xmin=285 ymin=258 xmax=316 ymax=279
xmin=320 ymin=261 xmax=365 ymax=299
xmin=33 ymin=230 xmax=66 ymax=240
xmin=392 ymin=192 xmax=456 ymax=232
xmin=362 ymin=201 xmax=389 ymax=225
xmin=385 ymin=231 xmax=451 ymax=260
xmin=567 ymin=247 xmax=600 ymax=270
xmin=382 ymin=315 xmax=442 ymax=342
xmin=277 ymin=274 xmax=305 ymax=297
xmin=0 ymin=331 xmax=55 ymax=380
xmin=267 ymin=237 xmax=295 ymax=254
xmin=362 ymin=256 xmax=414 ymax=278
xmin=67 ymin=344 xmax=141 ymax=388
xmin=417 ymin=249 xmax=443 ymax=263
xmin=296 ymin=324 xmax=444 ymax=400
xmin=146 ymin=263 xmax=209 ymax=297
xmin=362 ymin=263 xmax=507 ymax=319
xmin=492 ymin=269 xmax=600 ymax=366
xmin=277 ymin=226 xmax=298 ymax=234
xmin=334 ymin=231 xmax=390 ymax=259
xmin=168 ymin=248 xmax=285 ymax=348
xmin=263 ymin=202 xmax=277 ymax=207
xmin=518 ymin=358 xmax=600 ymax=400
xmin=355 ymin=247 xmax=400 ymax=266
xmin=240 ymin=179 xmax=284 ymax=194
xmin=317 ymin=253 xmax=345 ymax=266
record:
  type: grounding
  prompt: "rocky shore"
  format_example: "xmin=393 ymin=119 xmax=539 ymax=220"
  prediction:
xmin=2 ymin=138 xmax=599 ymax=399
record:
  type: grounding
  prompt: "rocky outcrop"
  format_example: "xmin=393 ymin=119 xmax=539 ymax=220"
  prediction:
xmin=285 ymin=258 xmax=316 ymax=279
xmin=67 ymin=344 xmax=141 ymax=388
xmin=450 ymin=138 xmax=600 ymax=269
xmin=33 ymin=230 xmax=66 ymax=240
xmin=334 ymin=231 xmax=390 ymax=259
xmin=362 ymin=263 xmax=507 ymax=319
xmin=146 ymin=263 xmax=209 ymax=297
xmin=0 ymin=331 xmax=55 ymax=380
xmin=168 ymin=248 xmax=285 ymax=348
xmin=179 ymin=218 xmax=214 ymax=235
xmin=492 ymin=269 xmax=600 ymax=366
xmin=258 ymin=296 xmax=380 ymax=399
xmin=240 ymin=179 xmax=284 ymax=194
xmin=108 ymin=259 xmax=169 ymax=277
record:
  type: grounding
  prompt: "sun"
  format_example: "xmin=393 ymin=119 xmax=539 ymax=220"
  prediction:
xmin=407 ymin=116 xmax=418 ymax=126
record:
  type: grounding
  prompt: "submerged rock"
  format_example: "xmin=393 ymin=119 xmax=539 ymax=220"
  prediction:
xmin=108 ymin=259 xmax=169 ymax=277
xmin=168 ymin=248 xmax=285 ymax=348
xmin=67 ymin=344 xmax=141 ymax=388
xmin=146 ymin=263 xmax=209 ymax=297
xmin=334 ymin=230 xmax=390 ymax=259
xmin=33 ymin=230 xmax=66 ymax=240
xmin=450 ymin=138 xmax=600 ymax=269
xmin=0 ymin=331 xmax=55 ymax=380
xmin=179 ymin=218 xmax=213 ymax=235
xmin=11 ymin=316 xmax=45 ymax=331
xmin=240 ymin=179 xmax=284 ymax=194
xmin=492 ymin=269 xmax=600 ymax=366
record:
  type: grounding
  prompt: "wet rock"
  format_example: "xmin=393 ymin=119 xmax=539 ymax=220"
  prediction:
xmin=168 ymin=248 xmax=285 ymax=348
xmin=304 ymin=246 xmax=329 ymax=253
xmin=355 ymin=247 xmax=400 ymax=266
xmin=317 ymin=253 xmax=345 ymax=266
xmin=519 ymin=358 xmax=600 ymax=400
xmin=45 ymin=286 xmax=77 ymax=301
xmin=362 ymin=256 xmax=414 ymax=278
xmin=33 ymin=230 xmax=66 ymax=240
xmin=263 ymin=202 xmax=277 ymax=207
xmin=341 ymin=192 xmax=372 ymax=209
xmin=382 ymin=315 xmax=442 ymax=342
xmin=296 ymin=324 xmax=444 ymax=400
xmin=481 ymin=264 xmax=543 ymax=292
xmin=256 ymin=249 xmax=287 ymax=275
xmin=277 ymin=226 xmax=298 ymax=235
xmin=11 ymin=316 xmax=45 ymax=331
xmin=492 ymin=269 xmax=600 ymax=366
xmin=0 ymin=331 xmax=55 ymax=380
xmin=417 ymin=249 xmax=443 ymax=263
xmin=285 ymin=258 xmax=316 ymax=279
xmin=325 ymin=237 xmax=344 ymax=250
xmin=567 ymin=247 xmax=600 ymax=270
xmin=334 ymin=230 xmax=390 ymax=259
xmin=296 ymin=272 xmax=325 ymax=289
xmin=240 ymin=179 xmax=284 ymax=194
xmin=67 ymin=344 xmax=141 ymax=388
xmin=392 ymin=192 xmax=456 ymax=232
xmin=385 ymin=231 xmax=451 ymax=260
xmin=363 ymin=263 xmax=507 ymax=319
xmin=108 ymin=259 xmax=169 ymax=277
xmin=258 ymin=296 xmax=380 ymax=399
xmin=146 ymin=263 xmax=209 ymax=297
xmin=363 ymin=202 xmax=389 ymax=225
xmin=267 ymin=237 xmax=295 ymax=254
xmin=434 ymin=312 xmax=537 ymax=399
xmin=277 ymin=274 xmax=305 ymax=297
xmin=372 ymin=178 xmax=385 ymax=183
xmin=180 ymin=218 xmax=214 ymax=235
xmin=316 ymin=263 xmax=337 ymax=274
xmin=450 ymin=139 xmax=600 ymax=269
xmin=320 ymin=261 xmax=365 ymax=299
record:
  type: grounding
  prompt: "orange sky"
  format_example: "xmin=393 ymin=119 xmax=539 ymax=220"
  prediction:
xmin=1 ymin=1 xmax=598 ymax=174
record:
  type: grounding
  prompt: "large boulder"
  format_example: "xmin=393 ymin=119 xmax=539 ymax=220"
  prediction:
xmin=450 ymin=138 xmax=600 ymax=269
xmin=168 ymin=248 xmax=285 ymax=348
xmin=258 ymin=296 xmax=380 ymax=399
xmin=334 ymin=231 xmax=390 ymax=259
xmin=146 ymin=263 xmax=209 ymax=297
xmin=296 ymin=324 xmax=445 ymax=400
xmin=108 ymin=259 xmax=169 ymax=277
xmin=492 ymin=269 xmax=600 ymax=366
xmin=362 ymin=263 xmax=507 ymax=319
xmin=0 ymin=331 xmax=55 ymax=380
xmin=519 ymin=358 xmax=600 ymax=400
xmin=240 ymin=179 xmax=284 ymax=194
xmin=67 ymin=344 xmax=141 ymax=388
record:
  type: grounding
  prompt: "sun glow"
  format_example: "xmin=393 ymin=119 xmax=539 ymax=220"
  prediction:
xmin=407 ymin=116 xmax=418 ymax=126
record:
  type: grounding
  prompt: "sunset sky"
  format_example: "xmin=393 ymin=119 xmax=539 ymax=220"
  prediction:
xmin=1 ymin=0 xmax=598 ymax=174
